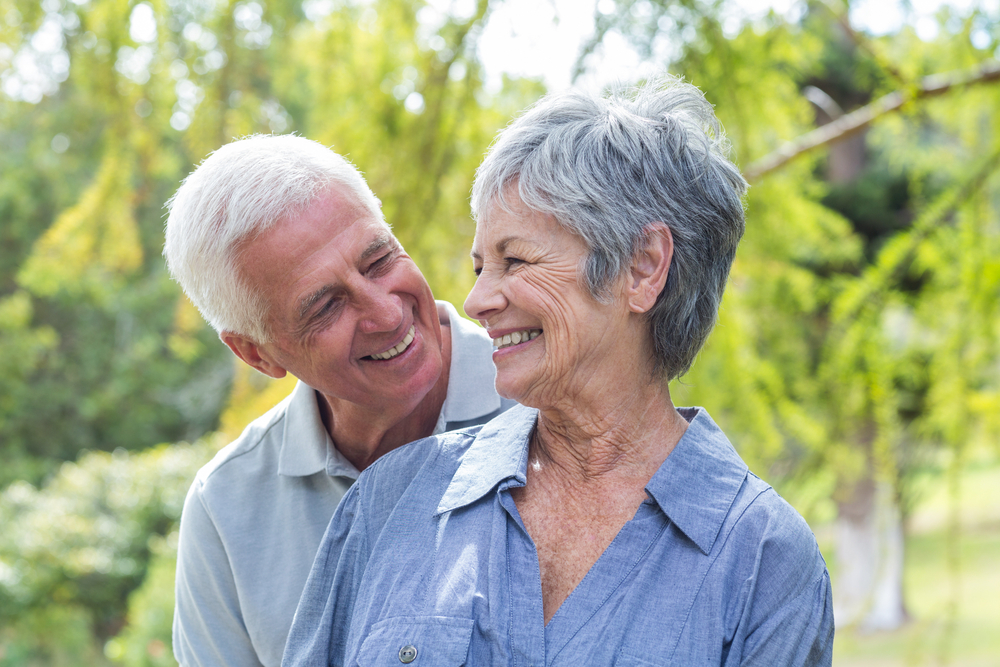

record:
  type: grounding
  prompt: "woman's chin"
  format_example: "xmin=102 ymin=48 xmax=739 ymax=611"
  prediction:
xmin=494 ymin=378 xmax=525 ymax=403
xmin=493 ymin=370 xmax=538 ymax=404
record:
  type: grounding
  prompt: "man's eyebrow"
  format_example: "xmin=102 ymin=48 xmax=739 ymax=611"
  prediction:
xmin=298 ymin=285 xmax=337 ymax=321
xmin=361 ymin=231 xmax=394 ymax=262
xmin=297 ymin=231 xmax=396 ymax=321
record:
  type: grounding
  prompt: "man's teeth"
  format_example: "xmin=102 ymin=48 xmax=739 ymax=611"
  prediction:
xmin=492 ymin=329 xmax=541 ymax=350
xmin=371 ymin=326 xmax=415 ymax=360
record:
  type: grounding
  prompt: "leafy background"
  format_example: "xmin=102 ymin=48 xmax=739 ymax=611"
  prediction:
xmin=1 ymin=0 xmax=999 ymax=664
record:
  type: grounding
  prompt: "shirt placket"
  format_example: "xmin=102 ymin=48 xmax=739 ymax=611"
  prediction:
xmin=539 ymin=501 xmax=670 ymax=666
xmin=497 ymin=485 xmax=546 ymax=667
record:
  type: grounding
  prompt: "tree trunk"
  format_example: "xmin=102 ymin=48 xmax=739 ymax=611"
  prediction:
xmin=833 ymin=477 xmax=909 ymax=630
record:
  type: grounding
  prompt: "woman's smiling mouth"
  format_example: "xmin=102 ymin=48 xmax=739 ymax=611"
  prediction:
xmin=492 ymin=329 xmax=542 ymax=350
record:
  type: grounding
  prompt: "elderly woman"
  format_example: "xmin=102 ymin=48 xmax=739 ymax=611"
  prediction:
xmin=283 ymin=77 xmax=834 ymax=667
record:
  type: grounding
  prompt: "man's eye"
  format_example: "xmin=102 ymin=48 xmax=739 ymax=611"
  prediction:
xmin=317 ymin=298 xmax=338 ymax=316
xmin=368 ymin=253 xmax=393 ymax=274
xmin=504 ymin=257 xmax=524 ymax=267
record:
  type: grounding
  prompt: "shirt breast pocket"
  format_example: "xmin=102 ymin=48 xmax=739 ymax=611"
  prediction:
xmin=357 ymin=616 xmax=474 ymax=667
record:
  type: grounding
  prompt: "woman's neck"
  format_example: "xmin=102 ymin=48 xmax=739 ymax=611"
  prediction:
xmin=530 ymin=382 xmax=689 ymax=486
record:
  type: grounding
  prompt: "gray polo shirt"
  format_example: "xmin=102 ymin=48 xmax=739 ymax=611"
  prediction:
xmin=172 ymin=301 xmax=513 ymax=667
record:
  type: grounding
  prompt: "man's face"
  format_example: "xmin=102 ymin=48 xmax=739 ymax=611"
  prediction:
xmin=234 ymin=184 xmax=444 ymax=416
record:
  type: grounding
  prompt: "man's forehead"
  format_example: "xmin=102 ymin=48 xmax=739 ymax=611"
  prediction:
xmin=301 ymin=187 xmax=394 ymax=256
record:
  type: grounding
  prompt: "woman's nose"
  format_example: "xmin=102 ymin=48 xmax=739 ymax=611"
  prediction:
xmin=464 ymin=268 xmax=506 ymax=324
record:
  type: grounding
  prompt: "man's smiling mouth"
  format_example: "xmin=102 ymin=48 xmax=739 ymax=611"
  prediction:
xmin=367 ymin=325 xmax=415 ymax=360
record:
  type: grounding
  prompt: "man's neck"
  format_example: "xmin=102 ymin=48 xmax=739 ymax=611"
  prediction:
xmin=318 ymin=309 xmax=453 ymax=471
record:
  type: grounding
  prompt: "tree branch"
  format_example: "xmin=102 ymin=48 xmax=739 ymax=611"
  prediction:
xmin=744 ymin=60 xmax=1000 ymax=182
xmin=830 ymin=142 xmax=1000 ymax=328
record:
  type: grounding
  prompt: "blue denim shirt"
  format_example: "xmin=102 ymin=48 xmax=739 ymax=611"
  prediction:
xmin=284 ymin=404 xmax=834 ymax=667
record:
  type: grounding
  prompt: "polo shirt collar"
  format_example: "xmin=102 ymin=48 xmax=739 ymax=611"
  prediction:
xmin=434 ymin=301 xmax=502 ymax=431
xmin=277 ymin=380 xmax=361 ymax=479
xmin=644 ymin=407 xmax=749 ymax=555
xmin=437 ymin=404 xmax=536 ymax=514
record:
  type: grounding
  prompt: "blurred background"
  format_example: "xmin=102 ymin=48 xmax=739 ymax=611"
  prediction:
xmin=1 ymin=0 xmax=999 ymax=664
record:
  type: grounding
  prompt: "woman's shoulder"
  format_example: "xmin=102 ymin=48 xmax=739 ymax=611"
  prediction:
xmin=721 ymin=473 xmax=828 ymax=588
xmin=356 ymin=427 xmax=482 ymax=500
xmin=351 ymin=404 xmax=536 ymax=522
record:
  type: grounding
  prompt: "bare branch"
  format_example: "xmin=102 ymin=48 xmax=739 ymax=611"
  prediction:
xmin=744 ymin=60 xmax=1000 ymax=182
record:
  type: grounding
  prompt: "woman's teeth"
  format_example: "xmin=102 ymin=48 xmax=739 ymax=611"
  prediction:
xmin=493 ymin=329 xmax=541 ymax=350
xmin=370 ymin=326 xmax=415 ymax=360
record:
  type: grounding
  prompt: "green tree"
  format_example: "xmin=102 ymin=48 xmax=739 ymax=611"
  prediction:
xmin=1 ymin=0 xmax=542 ymax=659
xmin=583 ymin=0 xmax=1000 ymax=636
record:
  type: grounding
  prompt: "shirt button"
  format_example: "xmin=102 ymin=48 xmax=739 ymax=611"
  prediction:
xmin=398 ymin=645 xmax=418 ymax=663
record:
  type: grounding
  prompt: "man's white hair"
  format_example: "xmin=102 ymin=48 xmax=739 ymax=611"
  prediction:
xmin=164 ymin=134 xmax=382 ymax=343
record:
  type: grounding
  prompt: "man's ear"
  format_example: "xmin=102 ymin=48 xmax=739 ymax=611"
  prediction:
xmin=626 ymin=222 xmax=674 ymax=315
xmin=220 ymin=331 xmax=288 ymax=379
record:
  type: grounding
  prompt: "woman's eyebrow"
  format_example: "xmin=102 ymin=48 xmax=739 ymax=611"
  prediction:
xmin=471 ymin=236 xmax=524 ymax=261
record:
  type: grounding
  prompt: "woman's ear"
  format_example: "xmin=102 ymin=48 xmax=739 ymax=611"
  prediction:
xmin=627 ymin=223 xmax=673 ymax=314
xmin=220 ymin=331 xmax=289 ymax=379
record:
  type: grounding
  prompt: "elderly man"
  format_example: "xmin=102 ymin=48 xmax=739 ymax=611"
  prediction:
xmin=163 ymin=134 xmax=513 ymax=667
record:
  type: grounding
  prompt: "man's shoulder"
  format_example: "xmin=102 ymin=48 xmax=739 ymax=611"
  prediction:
xmin=191 ymin=392 xmax=293 ymax=491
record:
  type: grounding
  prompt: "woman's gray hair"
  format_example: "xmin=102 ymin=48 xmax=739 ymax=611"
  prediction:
xmin=164 ymin=134 xmax=381 ymax=343
xmin=471 ymin=76 xmax=747 ymax=380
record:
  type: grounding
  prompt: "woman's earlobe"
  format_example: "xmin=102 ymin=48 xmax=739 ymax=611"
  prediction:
xmin=628 ymin=223 xmax=674 ymax=314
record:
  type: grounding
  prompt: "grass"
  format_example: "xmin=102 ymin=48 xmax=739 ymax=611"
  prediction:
xmin=832 ymin=452 xmax=1000 ymax=667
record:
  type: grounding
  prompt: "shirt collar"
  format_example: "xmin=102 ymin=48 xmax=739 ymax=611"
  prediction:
xmin=436 ymin=404 xmax=749 ymax=557
xmin=644 ymin=408 xmax=749 ymax=555
xmin=436 ymin=404 xmax=537 ymax=515
xmin=433 ymin=300 xmax=502 ymax=434
xmin=277 ymin=380 xmax=361 ymax=479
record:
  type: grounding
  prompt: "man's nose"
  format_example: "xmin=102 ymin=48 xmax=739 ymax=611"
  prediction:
xmin=357 ymin=286 xmax=403 ymax=333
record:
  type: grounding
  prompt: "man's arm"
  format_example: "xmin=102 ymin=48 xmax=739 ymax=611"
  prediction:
xmin=173 ymin=479 xmax=265 ymax=667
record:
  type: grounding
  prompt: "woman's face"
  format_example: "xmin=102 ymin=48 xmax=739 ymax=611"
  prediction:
xmin=465 ymin=195 xmax=637 ymax=408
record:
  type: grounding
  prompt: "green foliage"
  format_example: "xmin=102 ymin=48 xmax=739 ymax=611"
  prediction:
xmin=0 ymin=604 xmax=110 ymax=667
xmin=0 ymin=438 xmax=217 ymax=659
xmin=3 ymin=0 xmax=999 ymax=661
xmin=104 ymin=537 xmax=178 ymax=667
